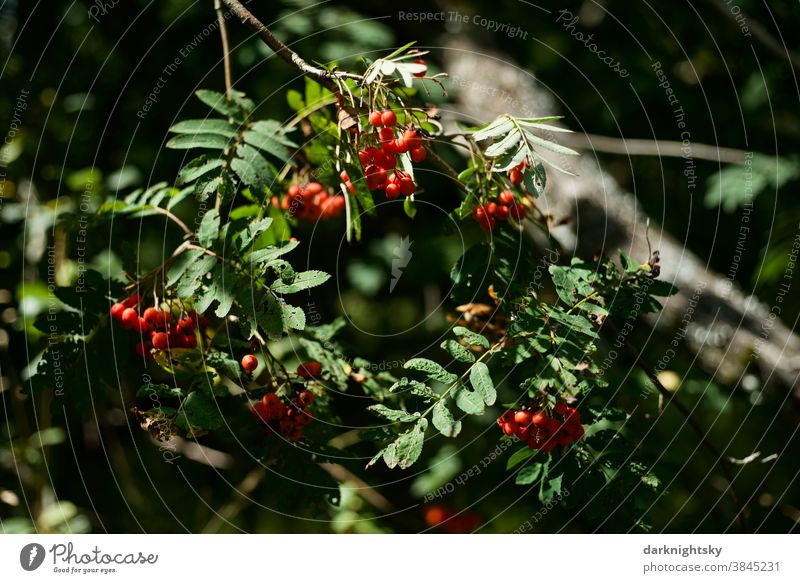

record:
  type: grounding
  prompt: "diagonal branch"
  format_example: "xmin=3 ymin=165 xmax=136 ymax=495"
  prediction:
xmin=220 ymin=0 xmax=362 ymax=93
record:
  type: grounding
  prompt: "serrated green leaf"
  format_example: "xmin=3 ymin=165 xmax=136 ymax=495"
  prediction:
xmin=432 ymin=400 xmax=462 ymax=437
xmin=368 ymin=404 xmax=419 ymax=423
xmin=452 ymin=384 xmax=485 ymax=415
xmin=469 ymin=362 xmax=496 ymax=405
xmin=237 ymin=217 xmax=273 ymax=251
xmin=516 ymin=462 xmax=543 ymax=485
xmin=440 ymin=339 xmax=475 ymax=363
xmin=231 ymin=144 xmax=278 ymax=194
xmin=195 ymin=89 xmax=247 ymax=118
xmin=507 ymin=446 xmax=537 ymax=470
xmin=453 ymin=326 xmax=490 ymax=349
xmin=175 ymin=391 xmax=224 ymax=431
xmin=169 ymin=119 xmax=238 ymax=137
xmin=271 ymin=270 xmax=330 ymax=294
xmin=404 ymin=358 xmax=457 ymax=384
xmin=280 ymin=301 xmax=305 ymax=331
xmin=392 ymin=418 xmax=428 ymax=469
xmin=177 ymin=156 xmax=225 ymax=186
xmin=166 ymin=133 xmax=231 ymax=150
xmin=198 ymin=208 xmax=220 ymax=247
xmin=473 ymin=116 xmax=515 ymax=141
xmin=484 ymin=128 xmax=522 ymax=157
xmin=248 ymin=240 xmax=299 ymax=263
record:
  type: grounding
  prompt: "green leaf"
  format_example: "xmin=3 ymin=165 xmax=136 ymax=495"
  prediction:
xmin=619 ymin=250 xmax=639 ymax=273
xmin=237 ymin=217 xmax=273 ymax=251
xmin=205 ymin=352 xmax=241 ymax=379
xmin=167 ymin=249 xmax=203 ymax=287
xmin=432 ymin=400 xmax=462 ymax=437
xmin=244 ymin=126 xmax=294 ymax=163
xmin=177 ymin=156 xmax=225 ymax=186
xmin=271 ymin=270 xmax=330 ymax=294
xmin=516 ymin=462 xmax=543 ymax=485
xmin=174 ymin=254 xmax=217 ymax=299
xmin=453 ymin=326 xmax=490 ymax=349
xmin=175 ymin=391 xmax=224 ymax=431
xmin=368 ymin=404 xmax=419 ymax=423
xmin=166 ymin=133 xmax=231 ymax=150
xmin=231 ymin=144 xmax=278 ymax=194
xmin=404 ymin=358 xmax=457 ymax=384
xmin=440 ymin=339 xmax=475 ymax=363
xmin=195 ymin=89 xmax=248 ymax=119
xmin=549 ymin=264 xmax=595 ymax=304
xmin=280 ymin=301 xmax=306 ymax=331
xmin=198 ymin=208 xmax=220 ymax=247
xmin=473 ymin=116 xmax=515 ymax=141
xmin=507 ymin=446 xmax=537 ymax=470
xmin=248 ymin=240 xmax=299 ymax=263
xmin=392 ymin=418 xmax=428 ymax=469
xmin=469 ymin=362 xmax=496 ymax=405
xmin=403 ymin=196 xmax=417 ymax=218
xmin=484 ymin=128 xmax=522 ymax=157
xmin=169 ymin=119 xmax=238 ymax=137
xmin=452 ymin=384 xmax=485 ymax=415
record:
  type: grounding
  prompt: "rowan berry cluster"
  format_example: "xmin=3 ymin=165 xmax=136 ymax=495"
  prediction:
xmin=252 ymin=390 xmax=316 ymax=442
xmin=110 ymin=294 xmax=208 ymax=357
xmin=423 ymin=504 xmax=482 ymax=533
xmin=471 ymin=189 xmax=527 ymax=231
xmin=497 ymin=402 xmax=584 ymax=451
xmin=358 ymin=110 xmax=426 ymax=199
xmin=275 ymin=181 xmax=346 ymax=221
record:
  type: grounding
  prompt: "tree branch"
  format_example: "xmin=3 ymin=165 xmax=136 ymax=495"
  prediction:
xmin=220 ymin=0 xmax=362 ymax=93
xmin=214 ymin=0 xmax=233 ymax=100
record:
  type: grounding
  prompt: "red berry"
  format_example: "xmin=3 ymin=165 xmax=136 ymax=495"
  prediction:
xmin=502 ymin=422 xmax=518 ymax=436
xmin=403 ymin=128 xmax=422 ymax=150
xmin=151 ymin=332 xmax=169 ymax=350
xmin=509 ymin=168 xmax=523 ymax=185
xmin=297 ymin=390 xmax=315 ymax=407
xmin=486 ymin=202 xmax=497 ymax=217
xmin=514 ymin=410 xmax=532 ymax=425
xmin=110 ymin=303 xmax=125 ymax=320
xmin=368 ymin=111 xmax=383 ymax=127
xmin=379 ymin=127 xmax=395 ymax=142
xmin=398 ymin=177 xmax=415 ymax=197
xmin=471 ymin=206 xmax=486 ymax=221
xmin=121 ymin=308 xmax=139 ymax=329
xmin=122 ymin=294 xmax=140 ymax=308
xmin=554 ymin=402 xmax=568 ymax=415
xmin=305 ymin=182 xmax=323 ymax=195
xmin=499 ymin=190 xmax=515 ymax=205
xmin=134 ymin=341 xmax=149 ymax=357
xmin=381 ymin=110 xmax=397 ymax=127
xmin=478 ymin=215 xmax=496 ymax=232
xmin=424 ymin=505 xmax=452 ymax=527
xmin=297 ymin=361 xmax=322 ymax=378
xmin=241 ymin=354 xmax=258 ymax=372
xmin=509 ymin=203 xmax=526 ymax=221
xmin=382 ymin=153 xmax=397 ymax=169
xmin=494 ymin=204 xmax=509 ymax=221
xmin=410 ymin=147 xmax=426 ymax=163
xmin=393 ymin=137 xmax=409 ymax=153
xmin=385 ymin=183 xmax=400 ymax=199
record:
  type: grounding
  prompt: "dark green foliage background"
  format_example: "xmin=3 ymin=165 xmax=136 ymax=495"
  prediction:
xmin=1 ymin=0 xmax=798 ymax=533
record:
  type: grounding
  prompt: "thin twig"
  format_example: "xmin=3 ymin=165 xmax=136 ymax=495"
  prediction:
xmin=214 ymin=0 xmax=233 ymax=100
xmin=220 ymin=0 xmax=362 ymax=93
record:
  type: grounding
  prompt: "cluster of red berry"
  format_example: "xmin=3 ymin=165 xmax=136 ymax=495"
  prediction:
xmin=110 ymin=295 xmax=207 ymax=357
xmin=357 ymin=110 xmax=425 ymax=199
xmin=497 ymin=402 xmax=584 ymax=452
xmin=252 ymin=390 xmax=315 ymax=442
xmin=274 ymin=181 xmax=346 ymax=222
xmin=471 ymin=189 xmax=527 ymax=231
